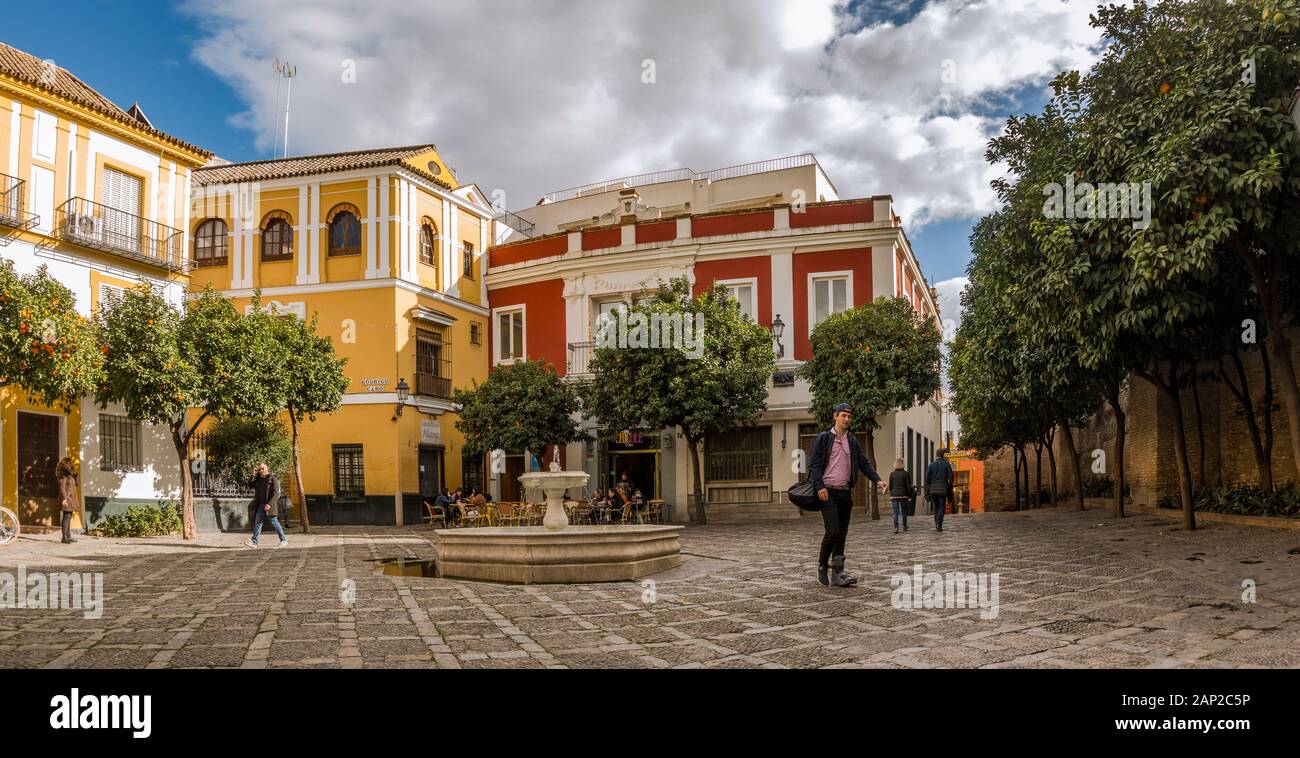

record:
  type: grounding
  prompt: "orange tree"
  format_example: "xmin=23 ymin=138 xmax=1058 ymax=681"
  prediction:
xmin=0 ymin=260 xmax=101 ymax=411
xmin=96 ymin=287 xmax=288 ymax=539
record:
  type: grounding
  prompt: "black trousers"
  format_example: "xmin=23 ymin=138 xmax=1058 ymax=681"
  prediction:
xmin=932 ymin=495 xmax=948 ymax=525
xmin=819 ymin=488 xmax=854 ymax=567
xmin=61 ymin=511 xmax=73 ymax=541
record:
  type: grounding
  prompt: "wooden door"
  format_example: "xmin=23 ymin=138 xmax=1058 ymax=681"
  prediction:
xmin=17 ymin=412 xmax=61 ymax=525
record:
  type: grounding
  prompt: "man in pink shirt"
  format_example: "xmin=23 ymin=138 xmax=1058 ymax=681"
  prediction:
xmin=808 ymin=403 xmax=884 ymax=587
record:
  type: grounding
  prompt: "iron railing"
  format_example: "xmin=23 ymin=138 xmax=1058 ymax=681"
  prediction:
xmin=188 ymin=431 xmax=254 ymax=498
xmin=53 ymin=196 xmax=186 ymax=272
xmin=415 ymin=360 xmax=453 ymax=399
xmin=493 ymin=207 xmax=535 ymax=237
xmin=0 ymin=172 xmax=39 ymax=234
xmin=567 ymin=341 xmax=596 ymax=377
xmin=540 ymin=154 xmax=820 ymax=204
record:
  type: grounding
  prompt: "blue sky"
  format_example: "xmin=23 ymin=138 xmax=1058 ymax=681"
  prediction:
xmin=5 ymin=0 xmax=1104 ymax=291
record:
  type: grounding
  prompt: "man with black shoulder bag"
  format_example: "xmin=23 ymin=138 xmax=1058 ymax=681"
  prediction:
xmin=805 ymin=403 xmax=884 ymax=587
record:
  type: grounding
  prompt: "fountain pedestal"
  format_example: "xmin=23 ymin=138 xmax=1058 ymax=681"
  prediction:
xmin=433 ymin=468 xmax=683 ymax=584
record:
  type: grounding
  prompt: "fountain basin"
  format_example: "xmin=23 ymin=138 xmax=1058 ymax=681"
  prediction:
xmin=434 ymin=524 xmax=683 ymax=584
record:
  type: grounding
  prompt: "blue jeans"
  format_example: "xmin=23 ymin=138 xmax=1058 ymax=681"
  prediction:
xmin=251 ymin=506 xmax=286 ymax=544
xmin=891 ymin=498 xmax=908 ymax=529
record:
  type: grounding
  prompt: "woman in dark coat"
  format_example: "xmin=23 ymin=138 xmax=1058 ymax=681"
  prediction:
xmin=56 ymin=457 xmax=79 ymax=544
xmin=887 ymin=457 xmax=914 ymax=534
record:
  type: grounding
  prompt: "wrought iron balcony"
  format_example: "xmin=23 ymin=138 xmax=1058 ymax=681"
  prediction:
xmin=0 ymin=172 xmax=39 ymax=239
xmin=52 ymin=196 xmax=186 ymax=272
xmin=567 ymin=341 xmax=596 ymax=378
xmin=415 ymin=360 xmax=453 ymax=400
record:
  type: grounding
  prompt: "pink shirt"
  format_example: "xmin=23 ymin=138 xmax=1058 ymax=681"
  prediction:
xmin=823 ymin=429 xmax=852 ymax=487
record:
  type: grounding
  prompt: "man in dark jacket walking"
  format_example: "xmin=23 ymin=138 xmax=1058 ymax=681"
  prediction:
xmin=925 ymin=449 xmax=955 ymax=532
xmin=807 ymin=403 xmax=884 ymax=587
xmin=244 ymin=463 xmax=288 ymax=548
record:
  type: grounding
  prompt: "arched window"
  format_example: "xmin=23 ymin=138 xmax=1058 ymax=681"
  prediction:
xmin=193 ymin=219 xmax=228 ymax=267
xmin=327 ymin=204 xmax=361 ymax=256
xmin=261 ymin=211 xmax=294 ymax=262
xmin=419 ymin=221 xmax=437 ymax=267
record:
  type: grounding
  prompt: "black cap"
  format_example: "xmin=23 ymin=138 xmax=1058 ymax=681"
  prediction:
xmin=833 ymin=403 xmax=852 ymax=414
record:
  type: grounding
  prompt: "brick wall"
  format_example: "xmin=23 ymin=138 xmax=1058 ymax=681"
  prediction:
xmin=978 ymin=339 xmax=1292 ymax=510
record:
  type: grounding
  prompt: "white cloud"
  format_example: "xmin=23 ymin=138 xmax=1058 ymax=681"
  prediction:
xmin=184 ymin=0 xmax=1103 ymax=229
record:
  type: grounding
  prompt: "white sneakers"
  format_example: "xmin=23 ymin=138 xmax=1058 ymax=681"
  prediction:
xmin=243 ymin=538 xmax=288 ymax=548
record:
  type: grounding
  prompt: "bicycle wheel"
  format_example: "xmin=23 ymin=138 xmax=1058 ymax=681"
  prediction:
xmin=0 ymin=507 xmax=18 ymax=545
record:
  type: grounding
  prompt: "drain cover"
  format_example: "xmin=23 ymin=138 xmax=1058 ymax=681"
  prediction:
xmin=377 ymin=558 xmax=438 ymax=577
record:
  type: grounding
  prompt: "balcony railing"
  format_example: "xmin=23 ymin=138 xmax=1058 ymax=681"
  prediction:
xmin=493 ymin=207 xmax=535 ymax=238
xmin=540 ymin=154 xmax=820 ymax=204
xmin=567 ymin=341 xmax=596 ymax=377
xmin=53 ymin=196 xmax=186 ymax=272
xmin=0 ymin=172 xmax=39 ymax=236
xmin=415 ymin=360 xmax=453 ymax=399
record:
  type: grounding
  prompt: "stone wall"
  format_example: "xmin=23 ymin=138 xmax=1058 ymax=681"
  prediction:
xmin=978 ymin=339 xmax=1293 ymax=511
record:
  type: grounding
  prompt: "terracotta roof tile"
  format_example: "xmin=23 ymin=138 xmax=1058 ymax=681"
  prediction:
xmin=0 ymin=42 xmax=211 ymax=159
xmin=192 ymin=144 xmax=454 ymax=188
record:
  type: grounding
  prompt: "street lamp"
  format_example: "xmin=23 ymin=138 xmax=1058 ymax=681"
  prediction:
xmin=770 ymin=314 xmax=786 ymax=360
xmin=392 ymin=377 xmax=410 ymax=420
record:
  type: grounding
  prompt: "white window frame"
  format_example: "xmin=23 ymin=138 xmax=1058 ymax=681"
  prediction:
xmin=492 ymin=304 xmax=526 ymax=365
xmin=592 ymin=297 xmax=630 ymax=340
xmin=716 ymin=277 xmax=759 ymax=322
xmin=807 ymin=270 xmax=854 ymax=335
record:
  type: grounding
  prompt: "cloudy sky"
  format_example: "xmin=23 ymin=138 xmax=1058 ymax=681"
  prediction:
xmin=8 ymin=0 xmax=1108 ymax=321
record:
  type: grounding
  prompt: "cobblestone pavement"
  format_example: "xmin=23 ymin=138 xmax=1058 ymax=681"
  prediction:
xmin=2 ymin=508 xmax=1298 ymax=668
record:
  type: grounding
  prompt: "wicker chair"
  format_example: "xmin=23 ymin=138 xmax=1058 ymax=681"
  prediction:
xmin=422 ymin=500 xmax=448 ymax=529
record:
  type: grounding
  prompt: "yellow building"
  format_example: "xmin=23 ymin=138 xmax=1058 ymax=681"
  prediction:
xmin=0 ymin=43 xmax=210 ymax=527
xmin=187 ymin=145 xmax=498 ymax=526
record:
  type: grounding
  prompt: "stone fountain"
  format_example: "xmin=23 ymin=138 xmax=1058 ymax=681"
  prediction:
xmin=433 ymin=459 xmax=683 ymax=584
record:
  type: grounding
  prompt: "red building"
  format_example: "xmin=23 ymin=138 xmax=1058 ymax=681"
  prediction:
xmin=486 ymin=155 xmax=942 ymax=522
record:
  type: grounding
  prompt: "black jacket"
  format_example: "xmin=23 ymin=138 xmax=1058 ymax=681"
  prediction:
xmin=925 ymin=458 xmax=953 ymax=496
xmin=808 ymin=430 xmax=881 ymax=493
xmin=888 ymin=469 xmax=914 ymax=499
xmin=249 ymin=474 xmax=280 ymax=509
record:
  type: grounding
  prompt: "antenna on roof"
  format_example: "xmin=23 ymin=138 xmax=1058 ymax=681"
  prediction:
xmin=272 ymin=57 xmax=297 ymax=158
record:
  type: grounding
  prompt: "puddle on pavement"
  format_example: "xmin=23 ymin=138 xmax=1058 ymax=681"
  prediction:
xmin=377 ymin=558 xmax=438 ymax=577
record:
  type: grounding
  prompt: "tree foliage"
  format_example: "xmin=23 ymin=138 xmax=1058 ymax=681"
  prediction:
xmin=454 ymin=358 xmax=586 ymax=463
xmin=581 ymin=277 xmax=775 ymax=523
xmin=97 ymin=286 xmax=295 ymax=539
xmin=201 ymin=416 xmax=293 ymax=484
xmin=0 ymin=261 xmax=101 ymax=412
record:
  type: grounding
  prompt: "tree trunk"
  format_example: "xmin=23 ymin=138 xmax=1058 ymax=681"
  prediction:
xmin=1139 ymin=364 xmax=1196 ymax=530
xmin=1106 ymin=379 xmax=1126 ymax=519
xmin=290 ymin=412 xmax=311 ymax=533
xmin=1012 ymin=445 xmax=1022 ymax=511
xmin=1223 ymin=352 xmax=1272 ymax=494
xmin=1033 ymin=441 xmax=1042 ymax=509
xmin=1057 ymin=418 xmax=1085 ymax=511
xmin=1236 ymin=243 xmax=1300 ymax=482
xmin=172 ymin=423 xmax=196 ymax=541
xmin=866 ymin=428 xmax=880 ymax=520
xmin=1045 ymin=429 xmax=1058 ymax=506
xmin=1019 ymin=443 xmax=1029 ymax=509
xmin=1262 ymin=347 xmax=1276 ymax=493
xmin=1166 ymin=383 xmax=1197 ymax=531
xmin=686 ymin=433 xmax=706 ymax=525
xmin=1190 ymin=373 xmax=1206 ymax=488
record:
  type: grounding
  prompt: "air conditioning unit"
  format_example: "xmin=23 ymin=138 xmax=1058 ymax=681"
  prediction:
xmin=67 ymin=212 xmax=104 ymax=243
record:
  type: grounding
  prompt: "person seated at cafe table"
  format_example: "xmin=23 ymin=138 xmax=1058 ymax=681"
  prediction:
xmin=629 ymin=488 xmax=647 ymax=523
xmin=591 ymin=488 xmax=617 ymax=524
